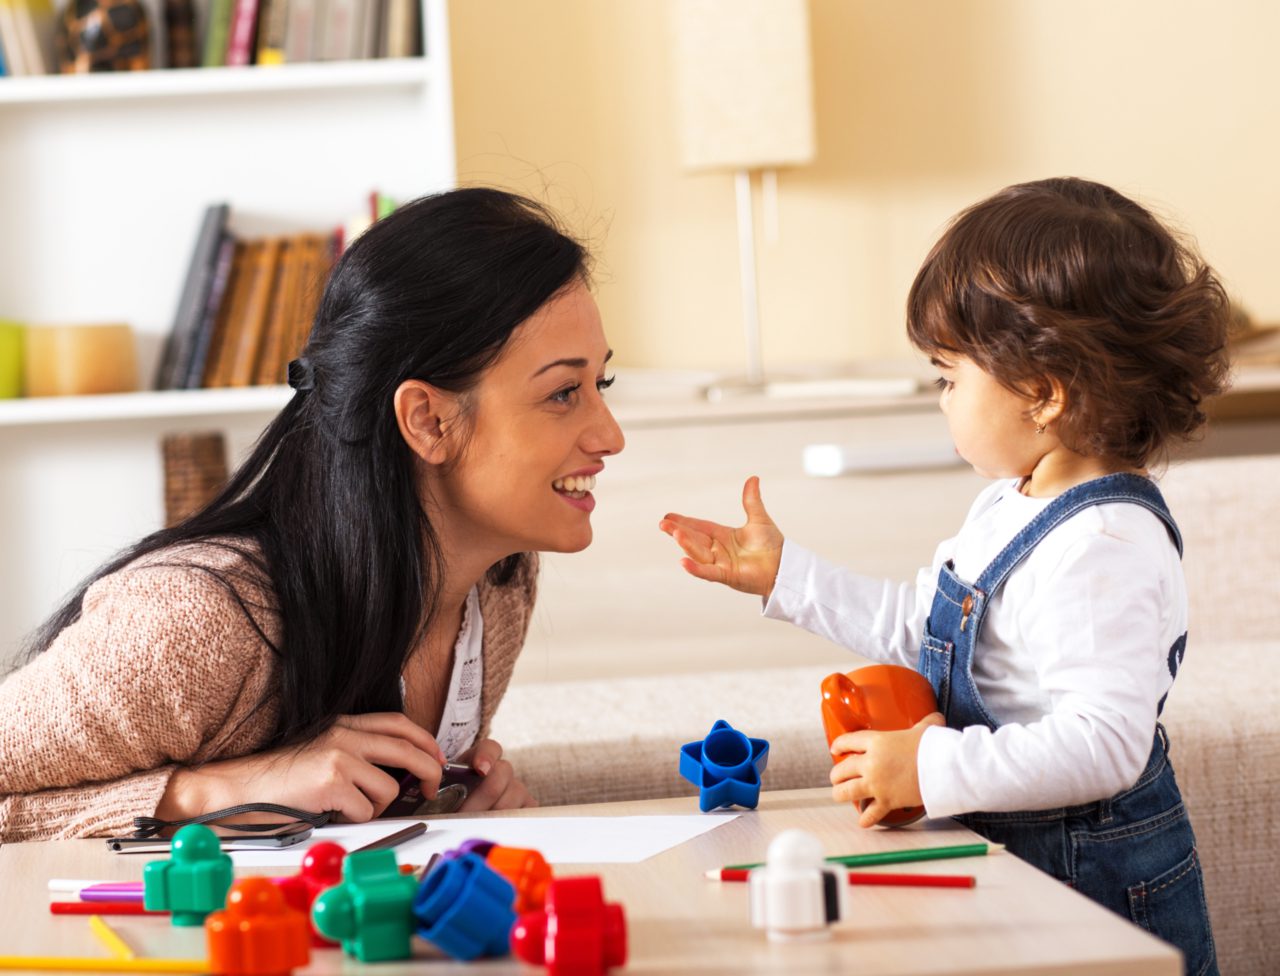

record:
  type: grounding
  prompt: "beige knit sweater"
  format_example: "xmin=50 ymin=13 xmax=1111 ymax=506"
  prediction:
xmin=0 ymin=543 xmax=537 ymax=842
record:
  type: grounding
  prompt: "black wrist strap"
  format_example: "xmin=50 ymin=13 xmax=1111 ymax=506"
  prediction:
xmin=130 ymin=803 xmax=332 ymax=838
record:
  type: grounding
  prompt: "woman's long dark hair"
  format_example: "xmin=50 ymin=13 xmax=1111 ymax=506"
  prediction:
xmin=24 ymin=188 xmax=588 ymax=749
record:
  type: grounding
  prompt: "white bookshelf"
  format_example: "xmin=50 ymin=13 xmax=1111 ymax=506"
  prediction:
xmin=0 ymin=386 xmax=293 ymax=426
xmin=0 ymin=0 xmax=454 ymax=664
xmin=0 ymin=57 xmax=434 ymax=104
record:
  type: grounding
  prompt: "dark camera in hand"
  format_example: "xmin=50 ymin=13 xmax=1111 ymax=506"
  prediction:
xmin=380 ymin=762 xmax=482 ymax=817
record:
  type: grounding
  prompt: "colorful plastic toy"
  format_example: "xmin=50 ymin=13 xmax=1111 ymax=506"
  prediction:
xmin=142 ymin=823 xmax=233 ymax=926
xmin=511 ymin=876 xmax=627 ymax=976
xmin=748 ymin=829 xmax=843 ymax=942
xmin=485 ymin=845 xmax=553 ymax=913
xmin=410 ymin=853 xmax=516 ymax=960
xmin=679 ymin=719 xmax=770 ymax=811
xmin=820 ymin=665 xmax=937 ymax=826
xmin=276 ymin=841 xmax=346 ymax=947
xmin=206 ymin=877 xmax=311 ymax=976
xmin=310 ymin=849 xmax=417 ymax=962
xmin=439 ymin=838 xmax=496 ymax=862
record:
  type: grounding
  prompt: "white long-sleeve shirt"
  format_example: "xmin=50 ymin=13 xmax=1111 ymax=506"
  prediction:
xmin=763 ymin=478 xmax=1187 ymax=818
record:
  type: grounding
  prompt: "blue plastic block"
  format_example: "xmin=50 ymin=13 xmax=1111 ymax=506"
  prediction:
xmin=679 ymin=719 xmax=770 ymax=811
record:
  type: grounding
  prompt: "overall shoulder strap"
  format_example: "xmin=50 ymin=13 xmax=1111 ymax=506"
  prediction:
xmin=975 ymin=474 xmax=1181 ymax=598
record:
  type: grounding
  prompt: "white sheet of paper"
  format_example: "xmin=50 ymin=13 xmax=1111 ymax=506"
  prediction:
xmin=231 ymin=814 xmax=738 ymax=868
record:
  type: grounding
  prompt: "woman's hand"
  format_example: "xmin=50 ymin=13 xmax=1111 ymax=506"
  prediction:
xmin=157 ymin=713 xmax=446 ymax=824
xmin=452 ymin=738 xmax=537 ymax=812
xmin=829 ymin=713 xmax=945 ymax=828
xmin=658 ymin=476 xmax=785 ymax=598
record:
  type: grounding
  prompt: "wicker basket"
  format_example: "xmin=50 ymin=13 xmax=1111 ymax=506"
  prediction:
xmin=161 ymin=431 xmax=229 ymax=527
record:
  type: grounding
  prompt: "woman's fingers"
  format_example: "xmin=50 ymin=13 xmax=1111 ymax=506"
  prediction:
xmin=328 ymin=726 xmax=445 ymax=795
xmin=457 ymin=758 xmax=515 ymax=813
xmin=336 ymin=712 xmax=446 ymax=763
xmin=465 ymin=737 xmax=504 ymax=776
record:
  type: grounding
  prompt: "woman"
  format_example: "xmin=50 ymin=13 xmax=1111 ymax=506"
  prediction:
xmin=0 ymin=188 xmax=625 ymax=840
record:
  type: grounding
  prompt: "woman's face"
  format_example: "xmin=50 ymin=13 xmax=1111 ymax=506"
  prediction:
xmin=432 ymin=280 xmax=625 ymax=557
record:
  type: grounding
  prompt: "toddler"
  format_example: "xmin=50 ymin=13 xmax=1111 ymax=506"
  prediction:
xmin=660 ymin=178 xmax=1228 ymax=974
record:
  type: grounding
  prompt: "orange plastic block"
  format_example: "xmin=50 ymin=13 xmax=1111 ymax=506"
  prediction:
xmin=206 ymin=877 xmax=310 ymax=976
xmin=485 ymin=846 xmax=552 ymax=913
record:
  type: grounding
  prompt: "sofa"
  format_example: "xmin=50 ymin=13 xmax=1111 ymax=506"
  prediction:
xmin=493 ymin=397 xmax=1279 ymax=976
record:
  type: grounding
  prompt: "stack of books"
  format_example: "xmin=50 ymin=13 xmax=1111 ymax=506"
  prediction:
xmin=154 ymin=203 xmax=340 ymax=391
xmin=0 ymin=0 xmax=421 ymax=77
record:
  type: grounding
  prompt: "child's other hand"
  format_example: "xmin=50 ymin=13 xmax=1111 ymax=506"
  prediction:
xmin=829 ymin=712 xmax=945 ymax=828
xmin=658 ymin=476 xmax=784 ymax=598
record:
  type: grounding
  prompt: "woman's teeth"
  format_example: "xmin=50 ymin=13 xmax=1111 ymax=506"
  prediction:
xmin=552 ymin=475 xmax=597 ymax=495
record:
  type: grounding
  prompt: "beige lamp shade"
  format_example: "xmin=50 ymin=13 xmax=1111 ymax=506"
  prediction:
xmin=24 ymin=323 xmax=139 ymax=397
xmin=671 ymin=0 xmax=816 ymax=172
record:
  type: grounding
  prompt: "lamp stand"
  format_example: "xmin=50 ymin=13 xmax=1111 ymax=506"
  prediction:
xmin=703 ymin=169 xmax=767 ymax=400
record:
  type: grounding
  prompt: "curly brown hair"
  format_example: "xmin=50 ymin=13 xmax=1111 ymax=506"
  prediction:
xmin=906 ymin=177 xmax=1231 ymax=468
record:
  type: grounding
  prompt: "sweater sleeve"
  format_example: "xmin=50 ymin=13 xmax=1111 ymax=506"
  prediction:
xmin=0 ymin=557 xmax=276 ymax=840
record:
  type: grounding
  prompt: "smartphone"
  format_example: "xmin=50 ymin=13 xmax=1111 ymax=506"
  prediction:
xmin=105 ymin=821 xmax=314 ymax=854
xmin=380 ymin=762 xmax=483 ymax=818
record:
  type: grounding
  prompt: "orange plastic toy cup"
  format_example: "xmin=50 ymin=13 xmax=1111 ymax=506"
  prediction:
xmin=820 ymin=664 xmax=939 ymax=827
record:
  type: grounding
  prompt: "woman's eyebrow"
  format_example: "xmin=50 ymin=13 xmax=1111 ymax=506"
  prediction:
xmin=530 ymin=349 xmax=614 ymax=379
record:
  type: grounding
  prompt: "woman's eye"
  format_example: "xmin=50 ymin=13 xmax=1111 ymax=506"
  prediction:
xmin=933 ymin=377 xmax=953 ymax=391
xmin=550 ymin=384 xmax=580 ymax=404
xmin=597 ymin=374 xmax=616 ymax=393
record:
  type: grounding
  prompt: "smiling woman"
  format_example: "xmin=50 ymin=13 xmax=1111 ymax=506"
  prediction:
xmin=0 ymin=189 xmax=624 ymax=841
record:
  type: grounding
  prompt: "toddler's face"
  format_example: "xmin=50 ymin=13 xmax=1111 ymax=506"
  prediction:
xmin=931 ymin=355 xmax=1046 ymax=481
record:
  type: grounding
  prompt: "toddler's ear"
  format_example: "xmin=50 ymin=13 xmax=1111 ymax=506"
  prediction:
xmin=1033 ymin=377 xmax=1068 ymax=428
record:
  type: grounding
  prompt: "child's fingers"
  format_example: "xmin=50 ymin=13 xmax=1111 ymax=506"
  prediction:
xmin=741 ymin=476 xmax=772 ymax=523
xmin=858 ymin=798 xmax=892 ymax=829
xmin=680 ymin=557 xmax=728 ymax=585
xmin=661 ymin=513 xmax=732 ymax=540
xmin=671 ymin=526 xmax=716 ymax=565
xmin=830 ymin=754 xmax=861 ymax=785
xmin=830 ymin=730 xmax=870 ymax=756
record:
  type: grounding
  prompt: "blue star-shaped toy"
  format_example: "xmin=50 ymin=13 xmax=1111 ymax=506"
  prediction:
xmin=679 ymin=719 xmax=770 ymax=811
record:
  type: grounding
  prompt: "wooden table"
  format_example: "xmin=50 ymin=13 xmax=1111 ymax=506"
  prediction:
xmin=0 ymin=788 xmax=1180 ymax=975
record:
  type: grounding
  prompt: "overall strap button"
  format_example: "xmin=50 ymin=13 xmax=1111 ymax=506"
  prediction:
xmin=960 ymin=594 xmax=974 ymax=631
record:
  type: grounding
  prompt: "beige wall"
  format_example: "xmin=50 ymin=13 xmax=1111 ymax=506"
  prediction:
xmin=450 ymin=0 xmax=1279 ymax=371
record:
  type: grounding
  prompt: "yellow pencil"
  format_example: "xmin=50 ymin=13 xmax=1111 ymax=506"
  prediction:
xmin=0 ymin=958 xmax=206 ymax=973
xmin=88 ymin=916 xmax=135 ymax=961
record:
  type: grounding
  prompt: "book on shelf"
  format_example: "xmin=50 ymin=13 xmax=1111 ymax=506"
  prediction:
xmin=202 ymin=0 xmax=235 ymax=66
xmin=255 ymin=0 xmax=288 ymax=65
xmin=181 ymin=233 xmax=237 ymax=389
xmin=383 ymin=0 xmax=417 ymax=58
xmin=0 ymin=0 xmax=56 ymax=76
xmin=282 ymin=0 xmax=315 ymax=62
xmin=226 ymin=236 xmax=282 ymax=386
xmin=205 ymin=239 xmax=259 ymax=387
xmin=224 ymin=0 xmax=262 ymax=66
xmin=200 ymin=240 xmax=247 ymax=387
xmin=154 ymin=202 xmax=231 ymax=391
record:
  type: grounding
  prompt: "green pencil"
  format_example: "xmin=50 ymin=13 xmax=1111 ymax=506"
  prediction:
xmin=724 ymin=841 xmax=1003 ymax=873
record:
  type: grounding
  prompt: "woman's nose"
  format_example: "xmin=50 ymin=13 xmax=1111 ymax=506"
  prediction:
xmin=586 ymin=397 xmax=625 ymax=456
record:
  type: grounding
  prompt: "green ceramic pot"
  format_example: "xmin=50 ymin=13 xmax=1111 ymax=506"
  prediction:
xmin=0 ymin=321 xmax=23 ymax=399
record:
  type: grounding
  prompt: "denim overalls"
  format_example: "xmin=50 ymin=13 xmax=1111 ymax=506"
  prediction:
xmin=917 ymin=474 xmax=1217 ymax=976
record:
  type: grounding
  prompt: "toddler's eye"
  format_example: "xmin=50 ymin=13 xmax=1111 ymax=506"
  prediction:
xmin=933 ymin=377 xmax=953 ymax=391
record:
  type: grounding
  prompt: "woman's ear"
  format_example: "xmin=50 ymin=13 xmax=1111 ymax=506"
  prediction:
xmin=394 ymin=380 xmax=459 ymax=465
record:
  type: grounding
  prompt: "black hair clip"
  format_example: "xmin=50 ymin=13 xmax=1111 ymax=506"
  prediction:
xmin=287 ymin=357 xmax=316 ymax=392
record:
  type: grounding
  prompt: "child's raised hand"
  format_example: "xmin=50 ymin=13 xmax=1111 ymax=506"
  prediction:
xmin=658 ymin=476 xmax=784 ymax=598
xmin=829 ymin=712 xmax=945 ymax=828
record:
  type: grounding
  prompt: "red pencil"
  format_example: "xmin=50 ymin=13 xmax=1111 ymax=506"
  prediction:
xmin=705 ymin=868 xmax=975 ymax=888
xmin=50 ymin=901 xmax=167 ymax=915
